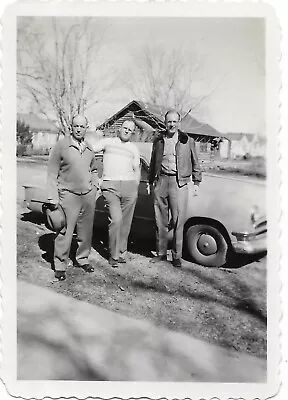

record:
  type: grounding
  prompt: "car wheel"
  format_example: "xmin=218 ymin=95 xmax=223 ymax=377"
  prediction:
xmin=184 ymin=224 xmax=229 ymax=267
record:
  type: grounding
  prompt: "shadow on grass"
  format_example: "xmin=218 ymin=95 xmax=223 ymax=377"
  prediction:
xmin=183 ymin=251 xmax=267 ymax=325
xmin=91 ymin=229 xmax=109 ymax=260
xmin=38 ymin=233 xmax=55 ymax=269
xmin=186 ymin=264 xmax=267 ymax=325
xmin=132 ymin=274 xmax=266 ymax=325
xmin=223 ymin=250 xmax=267 ymax=269
xmin=38 ymin=233 xmax=78 ymax=270
xmin=21 ymin=211 xmax=46 ymax=225
xmin=91 ymin=228 xmax=156 ymax=260
xmin=131 ymin=249 xmax=267 ymax=326
xmin=22 ymin=210 xmax=156 ymax=260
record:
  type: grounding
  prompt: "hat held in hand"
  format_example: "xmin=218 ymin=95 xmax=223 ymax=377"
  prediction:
xmin=42 ymin=203 xmax=66 ymax=232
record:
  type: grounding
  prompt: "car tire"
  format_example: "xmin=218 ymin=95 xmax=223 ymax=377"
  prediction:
xmin=184 ymin=224 xmax=229 ymax=267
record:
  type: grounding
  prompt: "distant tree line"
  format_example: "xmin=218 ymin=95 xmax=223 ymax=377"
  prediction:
xmin=17 ymin=120 xmax=32 ymax=156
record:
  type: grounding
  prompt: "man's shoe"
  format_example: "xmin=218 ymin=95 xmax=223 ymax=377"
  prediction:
xmin=172 ymin=258 xmax=182 ymax=268
xmin=149 ymin=255 xmax=167 ymax=263
xmin=118 ymin=256 xmax=127 ymax=264
xmin=109 ymin=258 xmax=119 ymax=268
xmin=74 ymin=261 xmax=94 ymax=273
xmin=55 ymin=271 xmax=66 ymax=281
xmin=81 ymin=264 xmax=94 ymax=273
xmin=73 ymin=261 xmax=81 ymax=268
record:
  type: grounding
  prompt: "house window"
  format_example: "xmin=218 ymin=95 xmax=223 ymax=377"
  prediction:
xmin=200 ymin=142 xmax=208 ymax=152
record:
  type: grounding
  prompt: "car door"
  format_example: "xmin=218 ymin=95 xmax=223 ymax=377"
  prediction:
xmin=131 ymin=158 xmax=155 ymax=238
xmin=94 ymin=155 xmax=109 ymax=229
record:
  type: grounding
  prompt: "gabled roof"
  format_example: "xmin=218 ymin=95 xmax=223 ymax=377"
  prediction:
xmin=181 ymin=114 xmax=226 ymax=138
xmin=225 ymin=132 xmax=256 ymax=142
xmin=17 ymin=113 xmax=58 ymax=133
xmin=97 ymin=100 xmax=225 ymax=138
xmin=97 ymin=100 xmax=165 ymax=131
xmin=135 ymin=100 xmax=167 ymax=122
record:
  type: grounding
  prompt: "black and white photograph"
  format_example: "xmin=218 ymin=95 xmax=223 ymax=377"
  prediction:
xmin=0 ymin=1 xmax=281 ymax=399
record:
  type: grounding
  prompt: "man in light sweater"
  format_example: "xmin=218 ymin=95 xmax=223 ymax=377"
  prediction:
xmin=92 ymin=120 xmax=140 ymax=268
xmin=47 ymin=114 xmax=99 ymax=281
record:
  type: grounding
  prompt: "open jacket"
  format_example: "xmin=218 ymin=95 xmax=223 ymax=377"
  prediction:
xmin=148 ymin=130 xmax=202 ymax=187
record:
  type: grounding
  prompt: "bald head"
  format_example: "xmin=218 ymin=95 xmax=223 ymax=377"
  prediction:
xmin=71 ymin=114 xmax=88 ymax=141
xmin=164 ymin=110 xmax=181 ymax=123
xmin=72 ymin=114 xmax=88 ymax=126
xmin=165 ymin=110 xmax=181 ymax=137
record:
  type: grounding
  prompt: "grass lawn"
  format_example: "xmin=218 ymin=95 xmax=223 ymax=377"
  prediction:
xmin=17 ymin=159 xmax=267 ymax=360
xmin=202 ymin=157 xmax=266 ymax=179
xmin=17 ymin=213 xmax=267 ymax=360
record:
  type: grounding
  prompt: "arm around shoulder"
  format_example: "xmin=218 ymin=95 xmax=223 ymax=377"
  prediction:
xmin=91 ymin=138 xmax=108 ymax=153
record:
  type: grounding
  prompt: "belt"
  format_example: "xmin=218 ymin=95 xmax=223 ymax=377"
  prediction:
xmin=160 ymin=171 xmax=177 ymax=176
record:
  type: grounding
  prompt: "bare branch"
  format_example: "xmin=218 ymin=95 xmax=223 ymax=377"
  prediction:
xmin=122 ymin=44 xmax=227 ymax=128
xmin=17 ymin=17 xmax=116 ymax=135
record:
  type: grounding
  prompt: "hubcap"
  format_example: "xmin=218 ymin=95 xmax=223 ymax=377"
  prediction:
xmin=197 ymin=234 xmax=217 ymax=255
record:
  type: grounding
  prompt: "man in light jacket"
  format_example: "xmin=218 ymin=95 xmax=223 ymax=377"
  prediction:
xmin=47 ymin=114 xmax=98 ymax=281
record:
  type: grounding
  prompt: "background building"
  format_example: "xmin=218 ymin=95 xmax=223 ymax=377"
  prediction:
xmin=95 ymin=100 xmax=231 ymax=159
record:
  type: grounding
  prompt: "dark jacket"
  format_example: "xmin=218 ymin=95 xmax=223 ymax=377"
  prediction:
xmin=148 ymin=130 xmax=202 ymax=187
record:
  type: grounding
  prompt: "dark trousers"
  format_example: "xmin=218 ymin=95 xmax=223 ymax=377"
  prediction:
xmin=54 ymin=188 xmax=96 ymax=271
xmin=101 ymin=180 xmax=138 ymax=260
xmin=154 ymin=174 xmax=188 ymax=260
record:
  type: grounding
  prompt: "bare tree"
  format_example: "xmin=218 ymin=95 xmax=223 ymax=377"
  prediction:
xmin=123 ymin=44 xmax=226 ymax=118
xmin=17 ymin=17 xmax=116 ymax=135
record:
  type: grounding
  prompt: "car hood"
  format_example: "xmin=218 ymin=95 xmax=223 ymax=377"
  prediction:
xmin=187 ymin=173 xmax=266 ymax=235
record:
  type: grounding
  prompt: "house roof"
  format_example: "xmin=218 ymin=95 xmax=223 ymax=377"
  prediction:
xmin=225 ymin=132 xmax=256 ymax=142
xmin=181 ymin=114 xmax=226 ymax=138
xmin=97 ymin=100 xmax=226 ymax=138
xmin=97 ymin=100 xmax=165 ymax=132
xmin=17 ymin=113 xmax=58 ymax=133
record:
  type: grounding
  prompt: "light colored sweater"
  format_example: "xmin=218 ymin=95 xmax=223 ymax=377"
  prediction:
xmin=92 ymin=137 xmax=140 ymax=181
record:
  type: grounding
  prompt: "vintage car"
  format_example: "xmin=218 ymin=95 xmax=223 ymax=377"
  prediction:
xmin=23 ymin=143 xmax=267 ymax=268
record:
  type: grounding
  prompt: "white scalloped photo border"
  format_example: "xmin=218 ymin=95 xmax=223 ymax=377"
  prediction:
xmin=0 ymin=1 xmax=284 ymax=399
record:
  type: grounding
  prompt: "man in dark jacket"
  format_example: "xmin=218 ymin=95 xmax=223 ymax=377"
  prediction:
xmin=148 ymin=110 xmax=202 ymax=268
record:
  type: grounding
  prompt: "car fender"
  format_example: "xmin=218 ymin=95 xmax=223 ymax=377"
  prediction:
xmin=184 ymin=216 xmax=232 ymax=247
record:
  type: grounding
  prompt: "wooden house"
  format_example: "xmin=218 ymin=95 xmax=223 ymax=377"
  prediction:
xmin=96 ymin=100 xmax=230 ymax=159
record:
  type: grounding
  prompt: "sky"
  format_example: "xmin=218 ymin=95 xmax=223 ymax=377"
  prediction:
xmin=17 ymin=16 xmax=265 ymax=135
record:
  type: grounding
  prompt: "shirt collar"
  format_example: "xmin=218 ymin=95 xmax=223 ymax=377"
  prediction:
xmin=164 ymin=131 xmax=178 ymax=142
xmin=67 ymin=135 xmax=92 ymax=152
